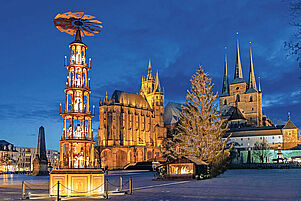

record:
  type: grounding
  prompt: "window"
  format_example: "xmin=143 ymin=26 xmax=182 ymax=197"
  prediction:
xmin=236 ymin=87 xmax=239 ymax=90
xmin=236 ymin=94 xmax=240 ymax=102
xmin=241 ymin=138 xmax=243 ymax=141
xmin=250 ymin=96 xmax=253 ymax=102
xmin=224 ymin=99 xmax=227 ymax=105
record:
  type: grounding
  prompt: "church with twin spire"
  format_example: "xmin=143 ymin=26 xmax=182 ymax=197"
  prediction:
xmin=220 ymin=37 xmax=299 ymax=150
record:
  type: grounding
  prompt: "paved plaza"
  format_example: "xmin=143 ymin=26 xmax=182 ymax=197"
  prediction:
xmin=1 ymin=169 xmax=301 ymax=200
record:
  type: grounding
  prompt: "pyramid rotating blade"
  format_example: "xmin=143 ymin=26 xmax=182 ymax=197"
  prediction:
xmin=82 ymin=14 xmax=95 ymax=20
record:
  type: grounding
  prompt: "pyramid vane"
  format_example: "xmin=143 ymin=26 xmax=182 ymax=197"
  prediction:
xmin=234 ymin=33 xmax=243 ymax=79
xmin=248 ymin=42 xmax=257 ymax=90
xmin=222 ymin=46 xmax=229 ymax=95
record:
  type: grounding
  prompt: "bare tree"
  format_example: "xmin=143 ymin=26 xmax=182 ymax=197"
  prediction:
xmin=285 ymin=0 xmax=301 ymax=68
xmin=253 ymin=141 xmax=271 ymax=163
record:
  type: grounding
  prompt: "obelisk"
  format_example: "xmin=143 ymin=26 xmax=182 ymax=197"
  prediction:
xmin=32 ymin=126 xmax=49 ymax=176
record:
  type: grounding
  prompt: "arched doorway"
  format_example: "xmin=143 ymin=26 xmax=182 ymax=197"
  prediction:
xmin=116 ymin=150 xmax=127 ymax=169
xmin=137 ymin=149 xmax=143 ymax=162
xmin=147 ymin=150 xmax=153 ymax=161
xmin=101 ymin=149 xmax=112 ymax=169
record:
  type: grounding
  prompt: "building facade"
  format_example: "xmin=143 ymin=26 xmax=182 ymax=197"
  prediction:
xmin=0 ymin=140 xmax=18 ymax=172
xmin=98 ymin=61 xmax=167 ymax=169
xmin=224 ymin=119 xmax=298 ymax=150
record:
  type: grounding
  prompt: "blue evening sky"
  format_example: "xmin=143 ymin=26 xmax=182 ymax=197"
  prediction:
xmin=0 ymin=0 xmax=300 ymax=150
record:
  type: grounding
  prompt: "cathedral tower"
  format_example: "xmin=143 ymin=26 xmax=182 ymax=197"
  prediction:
xmin=140 ymin=60 xmax=164 ymax=127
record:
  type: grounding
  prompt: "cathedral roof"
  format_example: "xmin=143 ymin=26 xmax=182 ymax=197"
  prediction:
xmin=228 ymin=107 xmax=246 ymax=121
xmin=224 ymin=126 xmax=283 ymax=138
xmin=0 ymin=140 xmax=11 ymax=146
xmin=164 ymin=102 xmax=183 ymax=125
xmin=110 ymin=90 xmax=151 ymax=109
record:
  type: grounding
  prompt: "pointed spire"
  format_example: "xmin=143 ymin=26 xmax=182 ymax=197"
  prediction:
xmin=222 ymin=47 xmax=229 ymax=96
xmin=147 ymin=59 xmax=153 ymax=80
xmin=155 ymin=70 xmax=161 ymax=92
xmin=258 ymin=77 xmax=261 ymax=92
xmin=288 ymin=112 xmax=291 ymax=120
xmin=105 ymin=91 xmax=108 ymax=101
xmin=74 ymin=28 xmax=82 ymax=43
xmin=248 ymin=42 xmax=257 ymax=91
xmin=234 ymin=32 xmax=243 ymax=80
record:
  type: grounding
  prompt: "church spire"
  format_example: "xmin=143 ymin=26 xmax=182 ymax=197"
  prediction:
xmin=234 ymin=33 xmax=243 ymax=80
xmin=248 ymin=42 xmax=257 ymax=91
xmin=147 ymin=59 xmax=153 ymax=80
xmin=222 ymin=47 xmax=229 ymax=96
xmin=155 ymin=70 xmax=161 ymax=92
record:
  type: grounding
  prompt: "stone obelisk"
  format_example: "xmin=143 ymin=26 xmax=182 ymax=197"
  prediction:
xmin=32 ymin=126 xmax=49 ymax=176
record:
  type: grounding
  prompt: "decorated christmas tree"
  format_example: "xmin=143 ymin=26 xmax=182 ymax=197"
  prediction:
xmin=165 ymin=65 xmax=232 ymax=177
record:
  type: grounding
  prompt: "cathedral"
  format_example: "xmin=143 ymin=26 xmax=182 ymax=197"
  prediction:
xmin=98 ymin=61 xmax=167 ymax=169
xmin=220 ymin=38 xmax=299 ymax=150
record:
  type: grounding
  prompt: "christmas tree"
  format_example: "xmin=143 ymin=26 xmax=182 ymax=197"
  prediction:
xmin=166 ymin=65 xmax=232 ymax=177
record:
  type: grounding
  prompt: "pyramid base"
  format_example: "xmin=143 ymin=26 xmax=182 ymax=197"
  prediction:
xmin=49 ymin=169 xmax=104 ymax=197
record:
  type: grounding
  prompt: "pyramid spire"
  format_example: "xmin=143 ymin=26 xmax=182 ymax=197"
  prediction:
xmin=147 ymin=59 xmax=153 ymax=80
xmin=222 ymin=47 xmax=229 ymax=96
xmin=234 ymin=33 xmax=243 ymax=80
xmin=72 ymin=28 xmax=83 ymax=43
xmin=247 ymin=42 xmax=257 ymax=91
